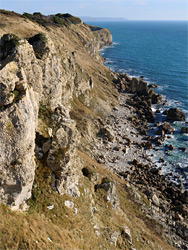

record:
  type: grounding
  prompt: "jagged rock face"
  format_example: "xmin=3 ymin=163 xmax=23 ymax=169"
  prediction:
xmin=12 ymin=38 xmax=63 ymax=109
xmin=47 ymin=114 xmax=81 ymax=197
xmin=0 ymin=23 xmax=112 ymax=208
xmin=0 ymin=81 xmax=38 ymax=208
xmin=129 ymin=77 xmax=147 ymax=94
xmin=92 ymin=28 xmax=113 ymax=49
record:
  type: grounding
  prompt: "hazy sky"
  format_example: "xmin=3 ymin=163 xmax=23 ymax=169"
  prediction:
xmin=0 ymin=0 xmax=187 ymax=20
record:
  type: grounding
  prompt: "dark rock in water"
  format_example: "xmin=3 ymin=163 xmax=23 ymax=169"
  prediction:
xmin=181 ymin=127 xmax=188 ymax=134
xmin=152 ymin=137 xmax=163 ymax=146
xmin=156 ymin=109 xmax=160 ymax=113
xmin=146 ymin=89 xmax=162 ymax=104
xmin=162 ymin=100 xmax=167 ymax=105
xmin=147 ymin=88 xmax=155 ymax=97
xmin=151 ymin=93 xmax=162 ymax=104
xmin=168 ymin=144 xmax=174 ymax=150
xmin=154 ymin=122 xmax=160 ymax=127
xmin=167 ymin=108 xmax=186 ymax=121
xmin=155 ymin=122 xmax=174 ymax=135
xmin=159 ymin=158 xmax=165 ymax=163
xmin=140 ymin=75 xmax=144 ymax=79
xmin=163 ymin=110 xmax=168 ymax=115
xmin=178 ymin=147 xmax=186 ymax=152
xmin=148 ymin=84 xmax=157 ymax=88
xmin=165 ymin=144 xmax=174 ymax=151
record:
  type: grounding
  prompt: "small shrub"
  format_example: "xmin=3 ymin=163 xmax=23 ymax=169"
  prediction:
xmin=52 ymin=15 xmax=64 ymax=25
xmin=62 ymin=13 xmax=74 ymax=18
xmin=22 ymin=11 xmax=81 ymax=27
xmin=33 ymin=12 xmax=42 ymax=16
xmin=55 ymin=13 xmax=81 ymax=25
xmin=22 ymin=12 xmax=34 ymax=20
xmin=13 ymin=90 xmax=20 ymax=101
xmin=55 ymin=13 xmax=64 ymax=18
xmin=0 ymin=9 xmax=21 ymax=17
xmin=28 ymin=33 xmax=47 ymax=45
xmin=66 ymin=16 xmax=82 ymax=24
xmin=0 ymin=33 xmax=21 ymax=60
xmin=28 ymin=33 xmax=48 ymax=59
xmin=101 ymin=177 xmax=112 ymax=184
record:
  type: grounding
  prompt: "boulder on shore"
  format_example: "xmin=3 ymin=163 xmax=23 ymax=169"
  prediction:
xmin=155 ymin=122 xmax=174 ymax=135
xmin=129 ymin=77 xmax=147 ymax=94
xmin=166 ymin=108 xmax=186 ymax=121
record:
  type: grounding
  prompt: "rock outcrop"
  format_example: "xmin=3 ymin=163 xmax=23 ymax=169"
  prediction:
xmin=155 ymin=122 xmax=174 ymax=135
xmin=167 ymin=108 xmax=186 ymax=121
xmin=0 ymin=59 xmax=38 ymax=209
xmin=0 ymin=16 xmax=113 ymax=209
xmin=0 ymin=10 xmax=187 ymax=250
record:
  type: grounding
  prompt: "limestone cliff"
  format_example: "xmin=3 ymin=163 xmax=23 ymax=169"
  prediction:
xmin=0 ymin=10 xmax=184 ymax=250
xmin=0 ymin=11 xmax=115 ymax=209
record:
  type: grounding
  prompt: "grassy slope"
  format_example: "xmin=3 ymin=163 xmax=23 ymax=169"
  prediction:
xmin=0 ymin=10 xmax=176 ymax=250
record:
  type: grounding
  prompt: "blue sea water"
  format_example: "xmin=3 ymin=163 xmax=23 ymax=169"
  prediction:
xmin=87 ymin=21 xmax=188 ymax=187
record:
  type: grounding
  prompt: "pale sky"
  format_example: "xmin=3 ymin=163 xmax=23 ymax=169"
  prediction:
xmin=0 ymin=0 xmax=187 ymax=20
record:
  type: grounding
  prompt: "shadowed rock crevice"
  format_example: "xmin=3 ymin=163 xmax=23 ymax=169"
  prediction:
xmin=0 ymin=33 xmax=21 ymax=61
xmin=28 ymin=33 xmax=49 ymax=59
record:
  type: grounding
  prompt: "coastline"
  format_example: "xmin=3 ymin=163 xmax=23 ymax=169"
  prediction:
xmin=93 ymin=60 xmax=188 ymax=248
xmin=0 ymin=10 xmax=187 ymax=249
xmin=100 ymin=41 xmax=188 ymax=189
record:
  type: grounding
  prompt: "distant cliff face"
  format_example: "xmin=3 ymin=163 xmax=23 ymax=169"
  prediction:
xmin=86 ymin=25 xmax=113 ymax=56
xmin=0 ymin=11 xmax=115 ymax=209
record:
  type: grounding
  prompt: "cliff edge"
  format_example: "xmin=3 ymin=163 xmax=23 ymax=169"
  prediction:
xmin=0 ymin=10 xmax=186 ymax=250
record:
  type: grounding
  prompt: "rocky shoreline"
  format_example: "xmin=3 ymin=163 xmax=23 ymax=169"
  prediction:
xmin=93 ymin=72 xmax=188 ymax=249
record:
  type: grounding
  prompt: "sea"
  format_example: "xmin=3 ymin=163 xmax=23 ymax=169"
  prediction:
xmin=87 ymin=20 xmax=188 ymax=188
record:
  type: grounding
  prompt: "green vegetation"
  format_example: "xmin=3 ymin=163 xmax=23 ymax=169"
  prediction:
xmin=0 ymin=33 xmax=21 ymax=60
xmin=38 ymin=104 xmax=52 ymax=124
xmin=0 ymin=9 xmax=21 ymax=17
xmin=33 ymin=12 xmax=42 ymax=16
xmin=13 ymin=90 xmax=21 ymax=102
xmin=51 ymin=15 xmax=64 ymax=25
xmin=55 ymin=13 xmax=82 ymax=24
xmin=28 ymin=33 xmax=48 ymax=59
xmin=28 ymin=32 xmax=47 ymax=45
xmin=22 ymin=11 xmax=81 ymax=27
